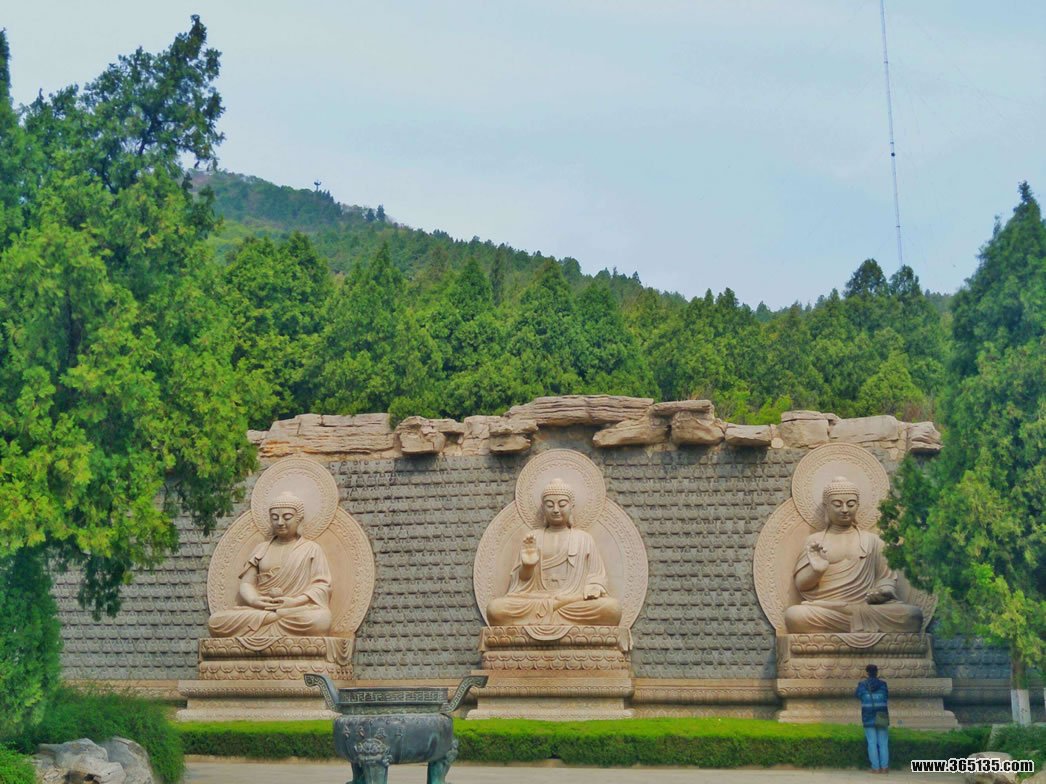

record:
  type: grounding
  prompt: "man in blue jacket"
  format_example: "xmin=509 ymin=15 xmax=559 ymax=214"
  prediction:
xmin=856 ymin=663 xmax=890 ymax=773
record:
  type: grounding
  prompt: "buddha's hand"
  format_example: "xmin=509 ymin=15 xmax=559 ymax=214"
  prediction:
xmin=583 ymin=585 xmax=604 ymax=600
xmin=521 ymin=534 xmax=540 ymax=566
xmin=272 ymin=595 xmax=310 ymax=610
xmin=865 ymin=587 xmax=893 ymax=605
xmin=252 ymin=596 xmax=282 ymax=611
xmin=806 ymin=541 xmax=829 ymax=572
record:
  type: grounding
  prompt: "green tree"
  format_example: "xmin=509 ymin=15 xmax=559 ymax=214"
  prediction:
xmin=490 ymin=246 xmax=507 ymax=306
xmin=888 ymin=265 xmax=948 ymax=407
xmin=0 ymin=18 xmax=256 ymax=734
xmin=880 ymin=184 xmax=1046 ymax=723
xmin=0 ymin=550 xmax=61 ymax=738
xmin=855 ymin=349 xmax=925 ymax=418
xmin=506 ymin=261 xmax=586 ymax=399
xmin=576 ymin=283 xmax=657 ymax=398
xmin=807 ymin=289 xmax=879 ymax=416
xmin=312 ymin=244 xmax=442 ymax=418
xmin=423 ymin=258 xmax=516 ymax=417
xmin=0 ymin=32 xmax=29 ymax=244
xmin=222 ymin=233 xmax=331 ymax=428
xmin=843 ymin=257 xmax=891 ymax=334
xmin=759 ymin=303 xmax=825 ymax=411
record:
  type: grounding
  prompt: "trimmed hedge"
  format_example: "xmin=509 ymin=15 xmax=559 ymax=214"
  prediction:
xmin=179 ymin=720 xmax=333 ymax=760
xmin=11 ymin=687 xmax=183 ymax=784
xmin=456 ymin=718 xmax=987 ymax=769
xmin=180 ymin=717 xmax=988 ymax=769
xmin=0 ymin=747 xmax=36 ymax=784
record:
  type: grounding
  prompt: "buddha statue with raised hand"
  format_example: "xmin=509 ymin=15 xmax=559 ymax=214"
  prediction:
xmin=784 ymin=476 xmax=922 ymax=634
xmin=486 ymin=478 xmax=622 ymax=627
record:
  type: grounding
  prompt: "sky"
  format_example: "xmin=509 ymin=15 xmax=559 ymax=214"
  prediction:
xmin=4 ymin=1 xmax=1044 ymax=307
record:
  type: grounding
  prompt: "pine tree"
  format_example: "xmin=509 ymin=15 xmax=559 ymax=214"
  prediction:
xmin=506 ymin=261 xmax=586 ymax=399
xmin=576 ymin=282 xmax=657 ymax=398
xmin=880 ymin=184 xmax=1046 ymax=723
xmin=222 ymin=233 xmax=332 ymax=427
xmin=312 ymin=244 xmax=442 ymax=418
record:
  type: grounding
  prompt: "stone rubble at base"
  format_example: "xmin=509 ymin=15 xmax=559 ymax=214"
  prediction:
xmin=33 ymin=737 xmax=154 ymax=784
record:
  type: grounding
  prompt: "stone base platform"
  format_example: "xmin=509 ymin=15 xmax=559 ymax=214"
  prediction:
xmin=631 ymin=678 xmax=779 ymax=720
xmin=177 ymin=635 xmax=353 ymax=721
xmin=468 ymin=625 xmax=634 ymax=720
xmin=774 ymin=632 xmax=957 ymax=729
xmin=176 ymin=680 xmax=339 ymax=721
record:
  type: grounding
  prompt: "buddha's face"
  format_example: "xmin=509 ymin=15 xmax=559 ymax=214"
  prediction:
xmin=269 ymin=505 xmax=303 ymax=540
xmin=826 ymin=492 xmax=859 ymax=528
xmin=542 ymin=493 xmax=573 ymax=528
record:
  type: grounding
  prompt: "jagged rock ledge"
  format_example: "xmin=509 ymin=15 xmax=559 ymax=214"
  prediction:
xmin=248 ymin=395 xmax=942 ymax=461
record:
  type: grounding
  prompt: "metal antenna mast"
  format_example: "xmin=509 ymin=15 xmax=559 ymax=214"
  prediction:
xmin=879 ymin=0 xmax=903 ymax=267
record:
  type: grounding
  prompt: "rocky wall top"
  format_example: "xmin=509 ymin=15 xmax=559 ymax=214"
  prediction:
xmin=250 ymin=395 xmax=943 ymax=461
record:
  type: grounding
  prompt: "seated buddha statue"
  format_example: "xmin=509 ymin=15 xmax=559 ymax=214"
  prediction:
xmin=486 ymin=478 xmax=622 ymax=627
xmin=783 ymin=476 xmax=923 ymax=634
xmin=208 ymin=491 xmax=333 ymax=640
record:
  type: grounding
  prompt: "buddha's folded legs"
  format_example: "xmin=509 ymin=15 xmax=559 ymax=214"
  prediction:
xmin=486 ymin=595 xmax=553 ymax=626
xmin=557 ymin=596 xmax=622 ymax=626
xmin=850 ymin=602 xmax=922 ymax=633
xmin=784 ymin=602 xmax=851 ymax=633
xmin=208 ymin=606 xmax=332 ymax=638
xmin=486 ymin=595 xmax=622 ymax=627
xmin=784 ymin=601 xmax=923 ymax=634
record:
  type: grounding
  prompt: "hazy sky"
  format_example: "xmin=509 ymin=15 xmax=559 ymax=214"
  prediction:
xmin=5 ymin=1 xmax=1044 ymax=307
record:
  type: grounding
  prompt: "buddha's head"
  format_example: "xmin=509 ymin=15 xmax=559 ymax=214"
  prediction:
xmin=541 ymin=478 xmax=575 ymax=529
xmin=822 ymin=476 xmax=860 ymax=528
xmin=269 ymin=491 xmax=305 ymax=541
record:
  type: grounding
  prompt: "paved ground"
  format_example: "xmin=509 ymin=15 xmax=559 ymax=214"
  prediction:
xmin=186 ymin=759 xmax=966 ymax=783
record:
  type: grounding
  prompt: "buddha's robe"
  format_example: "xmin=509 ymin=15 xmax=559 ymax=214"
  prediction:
xmin=784 ymin=529 xmax=922 ymax=633
xmin=486 ymin=527 xmax=622 ymax=627
xmin=208 ymin=537 xmax=332 ymax=642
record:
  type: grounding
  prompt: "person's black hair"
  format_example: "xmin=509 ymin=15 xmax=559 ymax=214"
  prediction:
xmin=866 ymin=664 xmax=879 ymax=678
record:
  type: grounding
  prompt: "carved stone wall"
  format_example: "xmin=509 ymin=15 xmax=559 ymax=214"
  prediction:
xmin=52 ymin=396 xmax=1009 ymax=718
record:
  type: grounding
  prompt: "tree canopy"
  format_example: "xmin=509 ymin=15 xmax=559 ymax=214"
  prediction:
xmin=880 ymin=184 xmax=1045 ymax=715
xmin=0 ymin=18 xmax=255 ymax=615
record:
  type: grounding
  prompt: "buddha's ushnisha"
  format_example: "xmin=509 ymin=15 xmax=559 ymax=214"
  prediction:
xmin=208 ymin=491 xmax=333 ymax=640
xmin=486 ymin=478 xmax=622 ymax=627
xmin=784 ymin=477 xmax=922 ymax=633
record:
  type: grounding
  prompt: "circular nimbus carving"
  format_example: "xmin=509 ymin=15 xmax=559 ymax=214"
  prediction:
xmin=752 ymin=499 xmax=809 ymax=633
xmin=514 ymin=449 xmax=606 ymax=529
xmin=251 ymin=456 xmax=339 ymax=539
xmin=207 ymin=507 xmax=375 ymax=637
xmin=791 ymin=443 xmax=890 ymax=530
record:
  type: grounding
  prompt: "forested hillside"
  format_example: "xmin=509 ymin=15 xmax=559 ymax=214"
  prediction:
xmin=198 ymin=171 xmax=952 ymax=429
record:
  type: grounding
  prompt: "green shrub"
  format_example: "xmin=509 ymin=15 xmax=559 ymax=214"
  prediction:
xmin=14 ymin=687 xmax=182 ymax=784
xmin=989 ymin=723 xmax=1046 ymax=773
xmin=0 ymin=747 xmax=36 ymax=784
xmin=179 ymin=716 xmax=985 ymax=769
xmin=0 ymin=550 xmax=61 ymax=738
